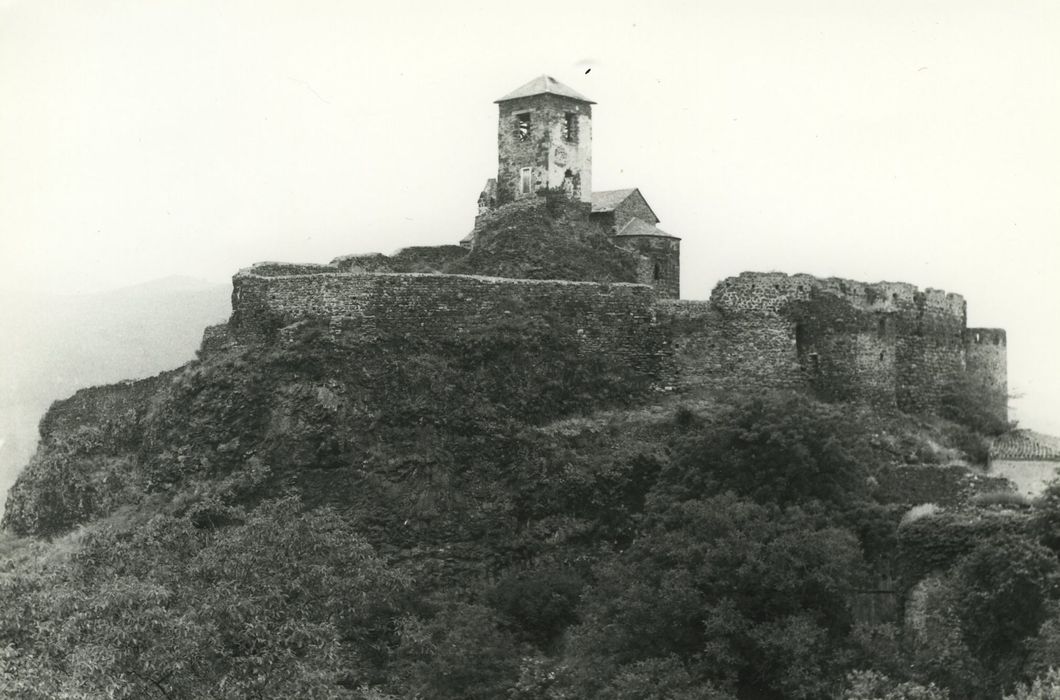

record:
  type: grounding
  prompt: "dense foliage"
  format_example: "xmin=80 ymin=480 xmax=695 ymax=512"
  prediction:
xmin=445 ymin=196 xmax=642 ymax=284
xmin=0 ymin=497 xmax=407 ymax=698
xmin=1 ymin=317 xmax=1058 ymax=698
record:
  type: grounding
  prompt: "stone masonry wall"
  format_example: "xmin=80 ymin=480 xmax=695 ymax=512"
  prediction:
xmin=615 ymin=236 xmax=680 ymax=299
xmin=224 ymin=266 xmax=1002 ymax=418
xmin=613 ymin=191 xmax=659 ymax=229
xmin=229 ymin=270 xmax=663 ymax=374
xmin=964 ymin=327 xmax=1008 ymax=422
xmin=331 ymin=245 xmax=468 ymax=273
xmin=664 ymin=272 xmax=979 ymax=412
xmin=38 ymin=371 xmax=176 ymax=439
xmin=657 ymin=299 xmax=805 ymax=392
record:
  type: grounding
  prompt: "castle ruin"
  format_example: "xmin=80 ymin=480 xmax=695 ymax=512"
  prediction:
xmin=204 ymin=75 xmax=1007 ymax=423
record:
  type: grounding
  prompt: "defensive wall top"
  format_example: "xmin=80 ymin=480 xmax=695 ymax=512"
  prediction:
xmin=711 ymin=271 xmax=967 ymax=320
xmin=234 ymin=263 xmax=652 ymax=289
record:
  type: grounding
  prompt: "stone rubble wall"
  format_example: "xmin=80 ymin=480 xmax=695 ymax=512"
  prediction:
xmin=38 ymin=371 xmax=177 ymax=438
xmin=229 ymin=270 xmax=664 ymax=375
xmin=221 ymin=267 xmax=1005 ymax=419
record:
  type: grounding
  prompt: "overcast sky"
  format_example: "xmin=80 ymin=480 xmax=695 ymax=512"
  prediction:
xmin=1 ymin=0 xmax=1058 ymax=432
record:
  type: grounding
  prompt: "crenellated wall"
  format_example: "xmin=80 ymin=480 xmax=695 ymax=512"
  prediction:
xmin=219 ymin=267 xmax=1006 ymax=420
xmin=659 ymin=272 xmax=1002 ymax=417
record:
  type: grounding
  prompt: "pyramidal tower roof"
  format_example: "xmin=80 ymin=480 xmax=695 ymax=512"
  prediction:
xmin=495 ymin=75 xmax=595 ymax=104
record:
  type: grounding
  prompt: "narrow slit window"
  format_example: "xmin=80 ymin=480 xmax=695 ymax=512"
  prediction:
xmin=652 ymin=262 xmax=661 ymax=280
xmin=515 ymin=112 xmax=531 ymax=140
xmin=562 ymin=112 xmax=577 ymax=142
xmin=519 ymin=167 xmax=533 ymax=195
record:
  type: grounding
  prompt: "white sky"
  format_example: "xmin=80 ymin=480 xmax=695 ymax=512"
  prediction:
xmin=1 ymin=0 xmax=1058 ymax=432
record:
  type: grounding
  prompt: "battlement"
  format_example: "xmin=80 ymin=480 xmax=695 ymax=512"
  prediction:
xmin=711 ymin=272 xmax=967 ymax=320
xmin=667 ymin=272 xmax=1001 ymax=415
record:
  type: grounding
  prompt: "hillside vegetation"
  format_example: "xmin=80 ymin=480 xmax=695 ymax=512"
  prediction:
xmin=1 ymin=314 xmax=1057 ymax=699
xmin=446 ymin=198 xmax=641 ymax=283
xmin=345 ymin=196 xmax=643 ymax=284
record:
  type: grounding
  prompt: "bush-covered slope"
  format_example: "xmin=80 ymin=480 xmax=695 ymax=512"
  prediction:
xmin=445 ymin=197 xmax=642 ymax=283
xmin=1 ymin=314 xmax=1056 ymax=699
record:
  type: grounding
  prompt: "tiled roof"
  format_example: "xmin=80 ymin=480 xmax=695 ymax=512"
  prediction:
xmin=615 ymin=216 xmax=679 ymax=239
xmin=590 ymin=189 xmax=638 ymax=213
xmin=496 ymin=75 xmax=595 ymax=104
xmin=991 ymin=430 xmax=1060 ymax=461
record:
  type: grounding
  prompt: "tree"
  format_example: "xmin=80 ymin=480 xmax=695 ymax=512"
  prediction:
xmin=558 ymin=493 xmax=863 ymax=698
xmin=0 ymin=497 xmax=408 ymax=698
xmin=664 ymin=391 xmax=877 ymax=507
xmin=389 ymin=603 xmax=523 ymax=700
xmin=1004 ymin=669 xmax=1060 ymax=700
xmin=951 ymin=534 xmax=1060 ymax=695
xmin=840 ymin=670 xmax=948 ymax=700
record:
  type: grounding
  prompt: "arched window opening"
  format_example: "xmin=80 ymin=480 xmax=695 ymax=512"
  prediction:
xmin=652 ymin=262 xmax=661 ymax=281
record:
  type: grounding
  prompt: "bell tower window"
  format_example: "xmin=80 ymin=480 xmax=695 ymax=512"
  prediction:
xmin=562 ymin=112 xmax=577 ymax=142
xmin=515 ymin=112 xmax=531 ymax=141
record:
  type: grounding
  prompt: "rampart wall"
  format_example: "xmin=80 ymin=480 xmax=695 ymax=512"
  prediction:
xmin=219 ymin=267 xmax=1006 ymax=420
xmin=38 ymin=371 xmax=177 ymax=439
xmin=658 ymin=272 xmax=999 ymax=416
xmin=229 ymin=269 xmax=663 ymax=374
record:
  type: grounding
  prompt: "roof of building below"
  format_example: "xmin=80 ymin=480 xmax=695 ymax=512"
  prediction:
xmin=590 ymin=189 xmax=638 ymax=213
xmin=991 ymin=430 xmax=1060 ymax=461
xmin=496 ymin=75 xmax=595 ymax=104
xmin=615 ymin=216 xmax=679 ymax=239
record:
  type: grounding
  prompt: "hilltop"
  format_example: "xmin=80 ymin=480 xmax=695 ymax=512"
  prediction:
xmin=3 ymin=266 xmax=1056 ymax=698
xmin=0 ymin=70 xmax=1054 ymax=700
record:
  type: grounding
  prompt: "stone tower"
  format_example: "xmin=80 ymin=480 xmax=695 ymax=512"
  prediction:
xmin=494 ymin=75 xmax=593 ymax=205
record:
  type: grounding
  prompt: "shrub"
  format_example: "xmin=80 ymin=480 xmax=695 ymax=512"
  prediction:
xmin=902 ymin=503 xmax=942 ymax=526
xmin=562 ymin=493 xmax=863 ymax=698
xmin=445 ymin=197 xmax=640 ymax=284
xmin=952 ymin=534 xmax=1060 ymax=694
xmin=970 ymin=490 xmax=1031 ymax=509
xmin=897 ymin=511 xmax=1030 ymax=584
xmin=488 ymin=566 xmax=585 ymax=648
xmin=841 ymin=670 xmax=948 ymax=700
xmin=664 ymin=391 xmax=879 ymax=506
xmin=1030 ymin=481 xmax=1060 ymax=554
xmin=939 ymin=377 xmax=1011 ymax=437
xmin=1004 ymin=668 xmax=1060 ymax=700
xmin=946 ymin=424 xmax=991 ymax=465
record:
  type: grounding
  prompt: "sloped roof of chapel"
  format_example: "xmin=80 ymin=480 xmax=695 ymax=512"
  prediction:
xmin=615 ymin=216 xmax=679 ymax=240
xmin=591 ymin=188 xmax=661 ymax=224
